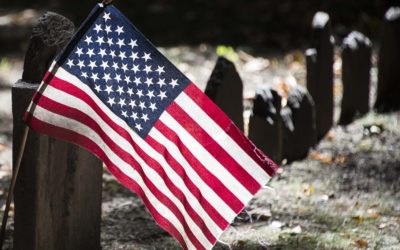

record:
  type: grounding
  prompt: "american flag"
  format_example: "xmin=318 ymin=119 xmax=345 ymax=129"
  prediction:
xmin=24 ymin=3 xmax=277 ymax=249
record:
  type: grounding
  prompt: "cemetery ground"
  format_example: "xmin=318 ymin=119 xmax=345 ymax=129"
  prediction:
xmin=0 ymin=46 xmax=399 ymax=249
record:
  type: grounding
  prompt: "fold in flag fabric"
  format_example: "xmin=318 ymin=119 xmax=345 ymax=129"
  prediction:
xmin=23 ymin=3 xmax=278 ymax=249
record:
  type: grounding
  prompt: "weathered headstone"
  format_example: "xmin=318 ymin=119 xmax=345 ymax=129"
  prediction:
xmin=22 ymin=12 xmax=75 ymax=83
xmin=306 ymin=11 xmax=334 ymax=140
xmin=374 ymin=7 xmax=400 ymax=112
xmin=12 ymin=12 xmax=102 ymax=250
xmin=248 ymin=85 xmax=282 ymax=163
xmin=282 ymin=85 xmax=316 ymax=163
xmin=339 ymin=31 xmax=372 ymax=125
xmin=205 ymin=56 xmax=244 ymax=131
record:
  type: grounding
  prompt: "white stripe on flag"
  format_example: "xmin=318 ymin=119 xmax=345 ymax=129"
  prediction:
xmin=32 ymin=104 xmax=196 ymax=250
xmin=40 ymin=84 xmax=214 ymax=248
xmin=175 ymin=93 xmax=272 ymax=186
xmin=51 ymin=68 xmax=230 ymax=236
xmin=53 ymin=66 xmax=236 ymax=226
xmin=159 ymin=112 xmax=253 ymax=204
xmin=148 ymin=128 xmax=237 ymax=219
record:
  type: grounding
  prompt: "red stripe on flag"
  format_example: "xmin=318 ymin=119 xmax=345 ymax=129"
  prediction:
xmin=34 ymin=95 xmax=207 ymax=249
xmin=167 ymin=102 xmax=261 ymax=195
xmin=153 ymin=120 xmax=244 ymax=213
xmin=26 ymin=113 xmax=190 ymax=250
xmin=45 ymin=75 xmax=221 ymax=242
xmin=145 ymin=135 xmax=229 ymax=229
xmin=184 ymin=84 xmax=277 ymax=177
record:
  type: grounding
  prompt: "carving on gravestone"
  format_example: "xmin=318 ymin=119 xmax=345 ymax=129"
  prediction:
xmin=307 ymin=11 xmax=334 ymax=141
xmin=339 ymin=31 xmax=372 ymax=125
xmin=22 ymin=12 xmax=75 ymax=84
xmin=248 ymin=85 xmax=282 ymax=163
xmin=281 ymin=85 xmax=316 ymax=163
xmin=374 ymin=7 xmax=400 ymax=112
xmin=205 ymin=56 xmax=244 ymax=131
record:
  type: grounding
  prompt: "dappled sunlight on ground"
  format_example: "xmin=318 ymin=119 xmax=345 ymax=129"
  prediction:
xmin=0 ymin=47 xmax=399 ymax=249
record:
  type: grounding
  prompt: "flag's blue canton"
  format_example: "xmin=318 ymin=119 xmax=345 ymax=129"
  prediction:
xmin=59 ymin=6 xmax=190 ymax=138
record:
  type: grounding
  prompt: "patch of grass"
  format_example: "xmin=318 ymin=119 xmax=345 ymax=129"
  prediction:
xmin=271 ymin=232 xmax=320 ymax=250
xmin=310 ymin=211 xmax=348 ymax=231
xmin=268 ymin=231 xmax=354 ymax=250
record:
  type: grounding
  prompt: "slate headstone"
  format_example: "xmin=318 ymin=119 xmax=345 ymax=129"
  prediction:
xmin=281 ymin=85 xmax=316 ymax=163
xmin=205 ymin=56 xmax=244 ymax=131
xmin=248 ymin=85 xmax=282 ymax=163
xmin=306 ymin=11 xmax=334 ymax=140
xmin=339 ymin=31 xmax=372 ymax=125
xmin=13 ymin=12 xmax=102 ymax=250
xmin=374 ymin=7 xmax=400 ymax=112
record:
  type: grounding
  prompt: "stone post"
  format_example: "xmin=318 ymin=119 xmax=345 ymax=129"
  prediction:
xmin=306 ymin=11 xmax=334 ymax=140
xmin=374 ymin=7 xmax=400 ymax=112
xmin=248 ymin=85 xmax=282 ymax=163
xmin=205 ymin=56 xmax=244 ymax=131
xmin=282 ymin=85 xmax=316 ymax=163
xmin=339 ymin=31 xmax=372 ymax=125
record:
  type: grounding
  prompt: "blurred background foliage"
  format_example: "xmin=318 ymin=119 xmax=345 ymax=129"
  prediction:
xmin=1 ymin=0 xmax=400 ymax=51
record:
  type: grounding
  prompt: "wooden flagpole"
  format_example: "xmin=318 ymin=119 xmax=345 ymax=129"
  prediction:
xmin=102 ymin=0 xmax=113 ymax=5
xmin=0 ymin=126 xmax=30 ymax=249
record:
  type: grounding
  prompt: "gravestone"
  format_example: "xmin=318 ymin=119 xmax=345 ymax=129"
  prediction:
xmin=205 ymin=56 xmax=244 ymax=131
xmin=248 ymin=85 xmax=282 ymax=163
xmin=306 ymin=11 xmax=334 ymax=140
xmin=22 ymin=11 xmax=75 ymax=83
xmin=282 ymin=85 xmax=316 ymax=163
xmin=12 ymin=12 xmax=102 ymax=250
xmin=339 ymin=31 xmax=372 ymax=125
xmin=374 ymin=7 xmax=400 ymax=112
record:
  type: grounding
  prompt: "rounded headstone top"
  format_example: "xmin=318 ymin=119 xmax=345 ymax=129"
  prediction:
xmin=287 ymin=85 xmax=311 ymax=110
xmin=312 ymin=11 xmax=330 ymax=29
xmin=385 ymin=7 xmax=400 ymax=21
xmin=205 ymin=56 xmax=240 ymax=99
xmin=22 ymin=11 xmax=75 ymax=83
xmin=32 ymin=11 xmax=75 ymax=48
xmin=253 ymin=84 xmax=281 ymax=120
xmin=342 ymin=31 xmax=372 ymax=50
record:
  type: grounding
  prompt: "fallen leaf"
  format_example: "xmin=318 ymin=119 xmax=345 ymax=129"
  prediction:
xmin=333 ymin=82 xmax=342 ymax=97
xmin=309 ymin=151 xmax=319 ymax=160
xmin=335 ymin=155 xmax=348 ymax=165
xmin=309 ymin=151 xmax=333 ymax=164
xmin=321 ymin=156 xmax=333 ymax=164
xmin=367 ymin=212 xmax=380 ymax=219
xmin=353 ymin=239 xmax=368 ymax=249
xmin=326 ymin=130 xmax=335 ymax=141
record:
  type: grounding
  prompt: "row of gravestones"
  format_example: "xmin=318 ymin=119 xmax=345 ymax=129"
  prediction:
xmin=206 ymin=55 xmax=315 ymax=164
xmin=205 ymin=7 xmax=400 ymax=164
